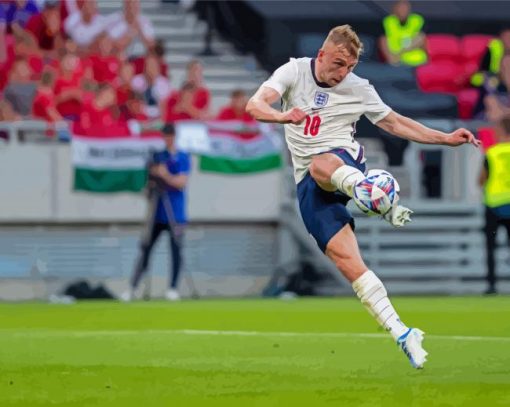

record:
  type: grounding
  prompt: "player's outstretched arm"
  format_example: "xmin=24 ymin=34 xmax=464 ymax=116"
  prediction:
xmin=376 ymin=111 xmax=481 ymax=148
xmin=246 ymin=86 xmax=307 ymax=124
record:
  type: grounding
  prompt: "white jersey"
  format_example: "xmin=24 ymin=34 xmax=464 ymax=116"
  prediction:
xmin=262 ymin=57 xmax=392 ymax=183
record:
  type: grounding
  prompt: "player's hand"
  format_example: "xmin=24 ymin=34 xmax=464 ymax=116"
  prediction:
xmin=279 ymin=107 xmax=307 ymax=125
xmin=383 ymin=205 xmax=413 ymax=227
xmin=445 ymin=128 xmax=481 ymax=148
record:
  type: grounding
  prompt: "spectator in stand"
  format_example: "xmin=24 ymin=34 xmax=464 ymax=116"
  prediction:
xmin=474 ymin=55 xmax=510 ymax=120
xmin=131 ymin=38 xmax=168 ymax=77
xmin=380 ymin=0 xmax=427 ymax=67
xmin=217 ymin=89 xmax=255 ymax=122
xmin=471 ymin=28 xmax=510 ymax=88
xmin=4 ymin=0 xmax=39 ymax=37
xmin=479 ymin=116 xmax=510 ymax=295
xmin=108 ymin=0 xmax=155 ymax=58
xmin=0 ymin=5 xmax=6 ymax=65
xmin=64 ymin=0 xmax=112 ymax=49
xmin=3 ymin=57 xmax=37 ymax=116
xmin=185 ymin=59 xmax=210 ymax=112
xmin=165 ymin=60 xmax=210 ymax=121
xmin=12 ymin=32 xmax=47 ymax=79
xmin=0 ymin=100 xmax=21 ymax=122
xmin=25 ymin=0 xmax=62 ymax=57
xmin=124 ymin=91 xmax=149 ymax=122
xmin=54 ymin=51 xmax=84 ymax=120
xmin=114 ymin=60 xmax=135 ymax=109
xmin=165 ymin=82 xmax=201 ymax=122
xmin=78 ymin=82 xmax=127 ymax=135
xmin=89 ymin=34 xmax=122 ymax=84
xmin=131 ymin=54 xmax=172 ymax=119
xmin=65 ymin=37 xmax=96 ymax=93
xmin=32 ymin=69 xmax=62 ymax=122
xmin=0 ymin=100 xmax=18 ymax=141
xmin=0 ymin=99 xmax=20 ymax=140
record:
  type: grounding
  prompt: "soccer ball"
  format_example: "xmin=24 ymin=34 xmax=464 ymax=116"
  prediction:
xmin=352 ymin=169 xmax=399 ymax=216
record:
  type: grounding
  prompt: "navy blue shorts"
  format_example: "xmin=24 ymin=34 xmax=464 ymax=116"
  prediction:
xmin=297 ymin=148 xmax=366 ymax=253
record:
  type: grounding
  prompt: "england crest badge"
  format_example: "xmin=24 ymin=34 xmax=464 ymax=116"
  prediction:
xmin=314 ymin=91 xmax=329 ymax=108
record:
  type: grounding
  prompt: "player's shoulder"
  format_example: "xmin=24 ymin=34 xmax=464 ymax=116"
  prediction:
xmin=343 ymin=72 xmax=372 ymax=88
xmin=290 ymin=57 xmax=312 ymax=66
xmin=281 ymin=57 xmax=311 ymax=70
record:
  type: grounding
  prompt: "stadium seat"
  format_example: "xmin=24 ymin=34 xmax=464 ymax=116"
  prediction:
xmin=456 ymin=88 xmax=480 ymax=119
xmin=461 ymin=34 xmax=492 ymax=64
xmin=461 ymin=34 xmax=493 ymax=84
xmin=478 ymin=127 xmax=496 ymax=150
xmin=377 ymin=86 xmax=458 ymax=118
xmin=355 ymin=62 xmax=416 ymax=90
xmin=425 ymin=34 xmax=461 ymax=63
xmin=416 ymin=61 xmax=465 ymax=93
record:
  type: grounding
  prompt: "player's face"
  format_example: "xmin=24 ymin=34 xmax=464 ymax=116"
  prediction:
xmin=317 ymin=44 xmax=358 ymax=86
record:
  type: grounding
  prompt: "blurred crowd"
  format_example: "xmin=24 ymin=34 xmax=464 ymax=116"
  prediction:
xmin=2 ymin=0 xmax=508 ymax=142
xmin=0 ymin=0 xmax=254 ymax=137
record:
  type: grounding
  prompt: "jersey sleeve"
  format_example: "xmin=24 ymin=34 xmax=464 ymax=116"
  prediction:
xmin=361 ymin=84 xmax=392 ymax=124
xmin=261 ymin=59 xmax=298 ymax=97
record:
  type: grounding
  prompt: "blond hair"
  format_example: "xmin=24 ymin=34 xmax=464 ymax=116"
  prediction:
xmin=322 ymin=25 xmax=363 ymax=58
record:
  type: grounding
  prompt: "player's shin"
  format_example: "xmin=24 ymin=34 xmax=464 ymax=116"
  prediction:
xmin=330 ymin=165 xmax=365 ymax=197
xmin=352 ymin=270 xmax=408 ymax=340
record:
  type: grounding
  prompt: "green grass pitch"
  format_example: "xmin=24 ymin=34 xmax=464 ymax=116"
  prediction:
xmin=1 ymin=297 xmax=510 ymax=406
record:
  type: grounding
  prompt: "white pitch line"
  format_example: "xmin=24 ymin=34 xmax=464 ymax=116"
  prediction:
xmin=1 ymin=329 xmax=510 ymax=342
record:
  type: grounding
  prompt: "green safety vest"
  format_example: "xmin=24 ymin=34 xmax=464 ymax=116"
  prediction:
xmin=484 ymin=142 xmax=510 ymax=208
xmin=471 ymin=39 xmax=503 ymax=87
xmin=383 ymin=13 xmax=428 ymax=66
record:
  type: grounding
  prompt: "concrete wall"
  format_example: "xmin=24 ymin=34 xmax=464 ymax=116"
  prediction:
xmin=0 ymin=143 xmax=284 ymax=223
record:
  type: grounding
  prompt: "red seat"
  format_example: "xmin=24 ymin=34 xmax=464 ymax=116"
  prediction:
xmin=461 ymin=34 xmax=493 ymax=65
xmin=425 ymin=34 xmax=461 ymax=62
xmin=456 ymin=88 xmax=479 ymax=119
xmin=478 ymin=127 xmax=497 ymax=151
xmin=416 ymin=61 xmax=464 ymax=93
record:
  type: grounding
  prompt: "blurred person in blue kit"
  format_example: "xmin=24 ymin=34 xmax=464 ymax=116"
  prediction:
xmin=479 ymin=116 xmax=510 ymax=295
xmin=121 ymin=123 xmax=191 ymax=302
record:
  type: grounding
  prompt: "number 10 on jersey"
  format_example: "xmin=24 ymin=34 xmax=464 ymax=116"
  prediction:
xmin=303 ymin=115 xmax=322 ymax=137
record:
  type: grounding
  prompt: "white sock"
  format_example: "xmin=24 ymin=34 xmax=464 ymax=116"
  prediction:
xmin=330 ymin=166 xmax=365 ymax=197
xmin=352 ymin=270 xmax=409 ymax=341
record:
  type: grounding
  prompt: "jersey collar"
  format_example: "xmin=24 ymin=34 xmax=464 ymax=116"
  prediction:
xmin=311 ymin=58 xmax=333 ymax=89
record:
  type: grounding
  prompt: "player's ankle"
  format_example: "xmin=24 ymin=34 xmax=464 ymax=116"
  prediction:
xmin=330 ymin=166 xmax=365 ymax=197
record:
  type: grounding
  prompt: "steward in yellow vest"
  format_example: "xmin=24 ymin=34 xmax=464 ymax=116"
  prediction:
xmin=382 ymin=0 xmax=428 ymax=66
xmin=484 ymin=142 xmax=510 ymax=210
xmin=471 ymin=29 xmax=510 ymax=87
xmin=479 ymin=116 xmax=510 ymax=294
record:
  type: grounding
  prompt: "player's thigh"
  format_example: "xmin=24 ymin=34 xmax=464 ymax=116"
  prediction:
xmin=309 ymin=153 xmax=345 ymax=190
xmin=325 ymin=223 xmax=368 ymax=283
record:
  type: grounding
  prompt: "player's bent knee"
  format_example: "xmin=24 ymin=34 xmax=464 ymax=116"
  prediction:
xmin=309 ymin=154 xmax=345 ymax=183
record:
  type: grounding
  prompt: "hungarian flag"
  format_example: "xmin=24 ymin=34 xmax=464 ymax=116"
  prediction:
xmin=192 ymin=120 xmax=283 ymax=174
xmin=71 ymin=120 xmax=283 ymax=193
xmin=72 ymin=127 xmax=164 ymax=193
